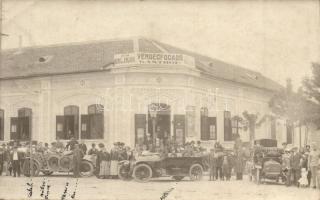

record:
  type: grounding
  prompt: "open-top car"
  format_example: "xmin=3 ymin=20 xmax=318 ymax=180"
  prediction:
xmin=118 ymin=153 xmax=209 ymax=182
xmin=250 ymin=139 xmax=285 ymax=184
xmin=22 ymin=151 xmax=96 ymax=177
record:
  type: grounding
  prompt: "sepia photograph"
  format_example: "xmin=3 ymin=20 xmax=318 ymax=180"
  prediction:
xmin=0 ymin=0 xmax=319 ymax=199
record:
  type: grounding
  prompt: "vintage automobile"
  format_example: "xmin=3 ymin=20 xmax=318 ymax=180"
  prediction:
xmin=22 ymin=150 xmax=96 ymax=177
xmin=118 ymin=153 xmax=209 ymax=182
xmin=250 ymin=139 xmax=285 ymax=184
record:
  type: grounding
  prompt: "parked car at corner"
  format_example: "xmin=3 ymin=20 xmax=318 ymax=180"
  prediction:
xmin=118 ymin=153 xmax=209 ymax=182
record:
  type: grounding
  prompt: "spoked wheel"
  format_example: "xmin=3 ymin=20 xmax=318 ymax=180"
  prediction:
xmin=133 ymin=164 xmax=152 ymax=182
xmin=23 ymin=159 xmax=40 ymax=177
xmin=118 ymin=164 xmax=132 ymax=181
xmin=80 ymin=160 xmax=94 ymax=177
xmin=42 ymin=171 xmax=54 ymax=176
xmin=189 ymin=164 xmax=203 ymax=181
xmin=173 ymin=176 xmax=185 ymax=181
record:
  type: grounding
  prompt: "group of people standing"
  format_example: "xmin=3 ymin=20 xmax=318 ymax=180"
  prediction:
xmin=208 ymin=138 xmax=246 ymax=181
xmin=88 ymin=142 xmax=131 ymax=179
xmin=0 ymin=144 xmax=24 ymax=177
xmin=282 ymin=142 xmax=320 ymax=189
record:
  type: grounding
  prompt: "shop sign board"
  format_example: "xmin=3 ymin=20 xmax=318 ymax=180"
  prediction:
xmin=114 ymin=52 xmax=195 ymax=68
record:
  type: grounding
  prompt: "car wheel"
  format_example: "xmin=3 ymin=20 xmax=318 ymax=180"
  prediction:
xmin=118 ymin=164 xmax=132 ymax=181
xmin=47 ymin=155 xmax=60 ymax=171
xmin=133 ymin=164 xmax=152 ymax=182
xmin=23 ymin=159 xmax=40 ymax=177
xmin=173 ymin=176 xmax=184 ymax=181
xmin=189 ymin=164 xmax=203 ymax=181
xmin=80 ymin=160 xmax=95 ymax=177
xmin=42 ymin=171 xmax=54 ymax=176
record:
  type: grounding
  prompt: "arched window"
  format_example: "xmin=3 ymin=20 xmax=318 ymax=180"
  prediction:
xmin=81 ymin=104 xmax=104 ymax=139
xmin=0 ymin=109 xmax=4 ymax=140
xmin=57 ymin=105 xmax=79 ymax=139
xmin=11 ymin=107 xmax=32 ymax=141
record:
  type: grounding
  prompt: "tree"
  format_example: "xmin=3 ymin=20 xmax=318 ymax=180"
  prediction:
xmin=268 ymin=78 xmax=304 ymax=146
xmin=269 ymin=78 xmax=301 ymax=123
xmin=269 ymin=64 xmax=320 ymax=147
xmin=242 ymin=111 xmax=258 ymax=143
xmin=302 ymin=63 xmax=320 ymax=126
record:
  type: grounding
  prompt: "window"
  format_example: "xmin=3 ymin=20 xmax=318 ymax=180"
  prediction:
xmin=208 ymin=117 xmax=217 ymax=140
xmin=0 ymin=109 xmax=4 ymax=140
xmin=224 ymin=111 xmax=232 ymax=141
xmin=231 ymin=116 xmax=241 ymax=140
xmin=186 ymin=106 xmax=195 ymax=137
xmin=11 ymin=107 xmax=32 ymax=141
xmin=200 ymin=107 xmax=209 ymax=140
xmin=64 ymin=105 xmax=79 ymax=139
xmin=81 ymin=104 xmax=104 ymax=139
xmin=56 ymin=105 xmax=79 ymax=140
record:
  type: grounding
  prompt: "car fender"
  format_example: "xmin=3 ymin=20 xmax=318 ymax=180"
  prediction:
xmin=82 ymin=155 xmax=96 ymax=166
xmin=24 ymin=156 xmax=42 ymax=168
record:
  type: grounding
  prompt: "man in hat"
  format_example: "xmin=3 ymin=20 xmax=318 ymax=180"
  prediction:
xmin=208 ymin=149 xmax=217 ymax=181
xmin=66 ymin=137 xmax=79 ymax=151
xmin=291 ymin=147 xmax=302 ymax=186
xmin=10 ymin=146 xmax=22 ymax=177
xmin=2 ymin=144 xmax=10 ymax=176
xmin=215 ymin=148 xmax=224 ymax=180
xmin=79 ymin=141 xmax=87 ymax=155
xmin=304 ymin=145 xmax=312 ymax=187
xmin=72 ymin=144 xmax=83 ymax=178
xmin=308 ymin=142 xmax=320 ymax=189
xmin=282 ymin=147 xmax=293 ymax=186
xmin=118 ymin=143 xmax=127 ymax=161
xmin=88 ymin=143 xmax=98 ymax=155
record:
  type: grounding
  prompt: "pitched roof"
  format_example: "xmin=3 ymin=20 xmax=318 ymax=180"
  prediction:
xmin=0 ymin=37 xmax=282 ymax=91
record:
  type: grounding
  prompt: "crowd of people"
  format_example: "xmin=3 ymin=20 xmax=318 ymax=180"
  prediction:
xmin=281 ymin=142 xmax=320 ymax=189
xmin=1 ymin=136 xmax=319 ymax=189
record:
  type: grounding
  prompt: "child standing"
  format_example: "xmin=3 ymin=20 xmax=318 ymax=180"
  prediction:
xmin=299 ymin=168 xmax=308 ymax=187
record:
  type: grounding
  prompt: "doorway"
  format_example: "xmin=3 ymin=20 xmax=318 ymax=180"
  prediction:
xmin=147 ymin=103 xmax=171 ymax=148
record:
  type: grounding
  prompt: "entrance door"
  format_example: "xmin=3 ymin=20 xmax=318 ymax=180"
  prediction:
xmin=173 ymin=115 xmax=185 ymax=145
xmin=64 ymin=115 xmax=76 ymax=139
xmin=148 ymin=103 xmax=171 ymax=148
xmin=135 ymin=114 xmax=147 ymax=146
xmin=18 ymin=116 xmax=30 ymax=140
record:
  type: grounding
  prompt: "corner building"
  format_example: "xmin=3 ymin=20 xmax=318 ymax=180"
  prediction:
xmin=0 ymin=37 xmax=292 ymax=149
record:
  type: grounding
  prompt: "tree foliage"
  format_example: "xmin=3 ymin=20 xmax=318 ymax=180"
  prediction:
xmin=242 ymin=111 xmax=258 ymax=142
xmin=301 ymin=63 xmax=320 ymax=126
xmin=269 ymin=63 xmax=320 ymax=128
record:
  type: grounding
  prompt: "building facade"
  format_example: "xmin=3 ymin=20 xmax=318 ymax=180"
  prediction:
xmin=0 ymin=37 xmax=294 ymax=149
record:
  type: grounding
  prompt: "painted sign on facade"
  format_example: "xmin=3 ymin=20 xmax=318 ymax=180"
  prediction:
xmin=114 ymin=52 xmax=195 ymax=68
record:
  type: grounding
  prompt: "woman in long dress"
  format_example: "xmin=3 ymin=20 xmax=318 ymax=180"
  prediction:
xmin=98 ymin=143 xmax=110 ymax=179
xmin=110 ymin=142 xmax=119 ymax=178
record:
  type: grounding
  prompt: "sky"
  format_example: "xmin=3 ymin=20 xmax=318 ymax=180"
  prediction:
xmin=2 ymin=0 xmax=320 ymax=89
